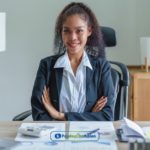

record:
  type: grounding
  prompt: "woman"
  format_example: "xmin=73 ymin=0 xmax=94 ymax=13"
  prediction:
xmin=31 ymin=2 xmax=115 ymax=121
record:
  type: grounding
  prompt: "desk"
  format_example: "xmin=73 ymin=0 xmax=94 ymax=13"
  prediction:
xmin=0 ymin=121 xmax=150 ymax=150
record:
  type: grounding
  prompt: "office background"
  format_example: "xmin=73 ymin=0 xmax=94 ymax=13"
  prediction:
xmin=0 ymin=0 xmax=150 ymax=120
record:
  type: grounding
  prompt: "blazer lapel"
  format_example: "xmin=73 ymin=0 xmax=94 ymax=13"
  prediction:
xmin=86 ymin=54 xmax=95 ymax=91
xmin=84 ymin=55 xmax=96 ymax=111
xmin=55 ymin=68 xmax=63 ymax=98
xmin=86 ymin=67 xmax=94 ymax=90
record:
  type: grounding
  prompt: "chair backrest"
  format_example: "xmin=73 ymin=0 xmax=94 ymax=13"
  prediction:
xmin=101 ymin=26 xmax=116 ymax=47
xmin=101 ymin=26 xmax=130 ymax=120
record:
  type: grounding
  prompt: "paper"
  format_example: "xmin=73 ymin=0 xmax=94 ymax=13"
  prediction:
xmin=69 ymin=121 xmax=116 ymax=140
xmin=118 ymin=118 xmax=150 ymax=142
xmin=12 ymin=142 xmax=65 ymax=150
xmin=11 ymin=140 xmax=117 ymax=150
xmin=14 ymin=122 xmax=117 ymax=150
xmin=65 ymin=139 xmax=117 ymax=150
xmin=122 ymin=118 xmax=145 ymax=138
xmin=15 ymin=123 xmax=65 ymax=142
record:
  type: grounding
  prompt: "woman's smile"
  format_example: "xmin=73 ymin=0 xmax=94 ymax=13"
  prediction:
xmin=68 ymin=42 xmax=80 ymax=48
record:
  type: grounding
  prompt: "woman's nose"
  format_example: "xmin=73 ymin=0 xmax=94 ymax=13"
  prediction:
xmin=70 ymin=32 xmax=77 ymax=40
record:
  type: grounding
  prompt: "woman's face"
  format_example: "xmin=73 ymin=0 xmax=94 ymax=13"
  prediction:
xmin=62 ymin=14 xmax=92 ymax=56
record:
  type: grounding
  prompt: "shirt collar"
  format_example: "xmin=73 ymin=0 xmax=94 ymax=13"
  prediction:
xmin=82 ymin=51 xmax=93 ymax=70
xmin=54 ymin=51 xmax=93 ymax=70
xmin=54 ymin=52 xmax=70 ymax=69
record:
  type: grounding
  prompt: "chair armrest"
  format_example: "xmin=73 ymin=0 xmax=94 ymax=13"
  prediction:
xmin=12 ymin=110 xmax=32 ymax=121
xmin=109 ymin=61 xmax=129 ymax=86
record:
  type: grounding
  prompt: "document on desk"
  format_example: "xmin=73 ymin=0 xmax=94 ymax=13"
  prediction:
xmin=122 ymin=118 xmax=150 ymax=141
xmin=69 ymin=121 xmax=116 ymax=140
xmin=13 ymin=122 xmax=117 ymax=150
xmin=11 ymin=140 xmax=117 ymax=150
xmin=122 ymin=117 xmax=145 ymax=138
xmin=15 ymin=122 xmax=65 ymax=142
xmin=11 ymin=141 xmax=65 ymax=150
xmin=66 ymin=140 xmax=117 ymax=150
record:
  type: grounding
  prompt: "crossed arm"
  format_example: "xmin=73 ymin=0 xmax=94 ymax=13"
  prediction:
xmin=42 ymin=86 xmax=107 ymax=121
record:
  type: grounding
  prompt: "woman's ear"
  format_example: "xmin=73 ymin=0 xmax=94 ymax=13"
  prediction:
xmin=87 ymin=26 xmax=92 ymax=37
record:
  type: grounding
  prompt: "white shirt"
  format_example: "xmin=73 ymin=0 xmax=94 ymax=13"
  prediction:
xmin=54 ymin=51 xmax=93 ymax=113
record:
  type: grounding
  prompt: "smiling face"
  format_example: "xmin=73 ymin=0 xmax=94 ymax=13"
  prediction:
xmin=61 ymin=14 xmax=92 ymax=56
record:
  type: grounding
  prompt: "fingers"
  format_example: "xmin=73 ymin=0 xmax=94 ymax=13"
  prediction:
xmin=42 ymin=86 xmax=63 ymax=120
xmin=92 ymin=96 xmax=107 ymax=112
xmin=94 ymin=100 xmax=107 ymax=112
xmin=42 ymin=94 xmax=46 ymax=105
xmin=42 ymin=86 xmax=51 ymax=104
xmin=93 ymin=103 xmax=105 ymax=112
xmin=43 ymin=86 xmax=49 ymax=99
xmin=97 ymin=97 xmax=107 ymax=104
xmin=94 ymin=97 xmax=107 ymax=107
xmin=93 ymin=102 xmax=106 ymax=112
xmin=100 ymin=96 xmax=106 ymax=102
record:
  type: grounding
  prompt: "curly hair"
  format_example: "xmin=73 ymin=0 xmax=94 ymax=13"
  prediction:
xmin=54 ymin=2 xmax=105 ymax=58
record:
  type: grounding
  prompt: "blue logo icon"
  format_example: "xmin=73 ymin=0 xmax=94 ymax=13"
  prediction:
xmin=55 ymin=133 xmax=61 ymax=139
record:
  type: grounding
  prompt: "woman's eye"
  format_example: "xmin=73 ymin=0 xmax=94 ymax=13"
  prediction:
xmin=63 ymin=30 xmax=69 ymax=33
xmin=77 ymin=30 xmax=83 ymax=33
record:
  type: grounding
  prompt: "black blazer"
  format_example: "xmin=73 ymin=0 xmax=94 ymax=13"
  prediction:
xmin=31 ymin=54 xmax=115 ymax=121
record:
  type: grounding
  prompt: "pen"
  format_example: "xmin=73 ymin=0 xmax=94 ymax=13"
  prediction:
xmin=86 ymin=128 xmax=100 ymax=135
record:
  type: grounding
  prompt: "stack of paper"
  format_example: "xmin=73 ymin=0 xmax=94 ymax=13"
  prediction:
xmin=121 ymin=118 xmax=150 ymax=141
xmin=122 ymin=118 xmax=145 ymax=138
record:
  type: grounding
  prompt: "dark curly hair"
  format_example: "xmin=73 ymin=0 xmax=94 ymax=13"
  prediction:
xmin=54 ymin=2 xmax=105 ymax=58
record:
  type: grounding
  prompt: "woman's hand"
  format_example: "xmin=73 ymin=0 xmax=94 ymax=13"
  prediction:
xmin=42 ymin=86 xmax=65 ymax=120
xmin=92 ymin=96 xmax=107 ymax=112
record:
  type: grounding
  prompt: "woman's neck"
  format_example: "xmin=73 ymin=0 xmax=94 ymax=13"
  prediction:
xmin=67 ymin=50 xmax=83 ymax=64
xmin=67 ymin=51 xmax=84 ymax=75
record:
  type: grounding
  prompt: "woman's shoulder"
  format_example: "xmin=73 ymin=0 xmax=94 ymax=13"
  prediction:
xmin=88 ymin=54 xmax=110 ymax=66
xmin=40 ymin=53 xmax=64 ymax=63
xmin=37 ymin=53 xmax=64 ymax=69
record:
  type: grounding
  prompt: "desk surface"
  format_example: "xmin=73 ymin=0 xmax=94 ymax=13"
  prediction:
xmin=0 ymin=121 xmax=150 ymax=150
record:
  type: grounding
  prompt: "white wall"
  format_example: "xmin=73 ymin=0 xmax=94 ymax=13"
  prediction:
xmin=135 ymin=0 xmax=150 ymax=64
xmin=0 ymin=0 xmax=150 ymax=120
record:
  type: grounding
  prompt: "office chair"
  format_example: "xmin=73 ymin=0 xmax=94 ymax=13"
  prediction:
xmin=101 ymin=26 xmax=129 ymax=120
xmin=12 ymin=26 xmax=129 ymax=121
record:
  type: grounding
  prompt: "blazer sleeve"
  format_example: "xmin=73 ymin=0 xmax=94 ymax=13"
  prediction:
xmin=64 ymin=60 xmax=115 ymax=121
xmin=31 ymin=59 xmax=53 ymax=121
